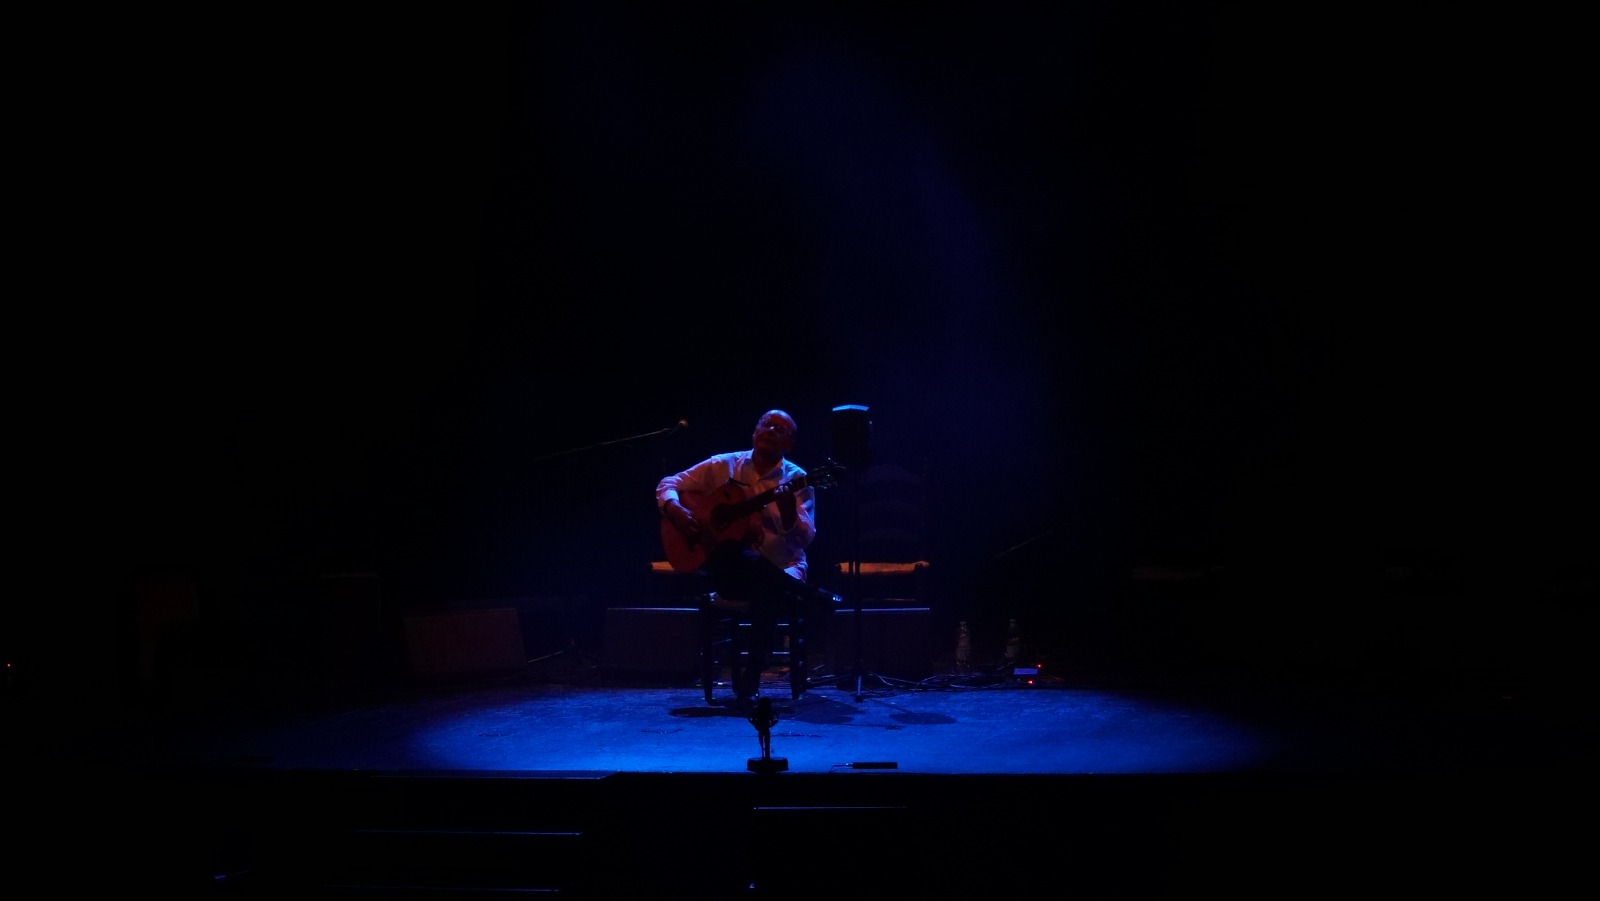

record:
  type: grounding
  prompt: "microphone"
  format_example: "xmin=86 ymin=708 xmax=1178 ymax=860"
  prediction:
xmin=672 ymin=419 xmax=689 ymax=433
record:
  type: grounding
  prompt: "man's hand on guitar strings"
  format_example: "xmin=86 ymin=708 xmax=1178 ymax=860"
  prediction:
xmin=662 ymin=500 xmax=704 ymax=539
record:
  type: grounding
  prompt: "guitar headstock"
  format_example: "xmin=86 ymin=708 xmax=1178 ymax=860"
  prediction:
xmin=807 ymin=460 xmax=846 ymax=490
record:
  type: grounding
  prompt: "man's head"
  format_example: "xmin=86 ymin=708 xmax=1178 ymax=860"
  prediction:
xmin=752 ymin=409 xmax=797 ymax=461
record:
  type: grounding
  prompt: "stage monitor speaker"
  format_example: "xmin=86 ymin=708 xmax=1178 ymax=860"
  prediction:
xmin=830 ymin=607 xmax=932 ymax=680
xmin=831 ymin=404 xmax=872 ymax=472
xmin=404 ymin=608 xmax=527 ymax=679
xmin=605 ymin=607 xmax=700 ymax=676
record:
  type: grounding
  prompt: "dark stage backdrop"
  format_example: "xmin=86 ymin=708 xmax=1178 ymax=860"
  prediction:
xmin=12 ymin=5 xmax=1592 ymax=709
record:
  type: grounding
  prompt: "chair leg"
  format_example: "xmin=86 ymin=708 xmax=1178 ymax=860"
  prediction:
xmin=789 ymin=613 xmax=806 ymax=699
xmin=699 ymin=602 xmax=716 ymax=704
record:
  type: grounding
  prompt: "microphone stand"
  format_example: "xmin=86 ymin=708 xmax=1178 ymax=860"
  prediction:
xmin=833 ymin=460 xmax=872 ymax=702
xmin=826 ymin=404 xmax=875 ymax=702
xmin=526 ymin=421 xmax=686 ymax=466
xmin=850 ymin=470 xmax=867 ymax=702
xmin=517 ymin=419 xmax=686 ymax=679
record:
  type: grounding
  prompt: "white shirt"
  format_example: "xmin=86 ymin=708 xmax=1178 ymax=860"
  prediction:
xmin=656 ymin=450 xmax=816 ymax=580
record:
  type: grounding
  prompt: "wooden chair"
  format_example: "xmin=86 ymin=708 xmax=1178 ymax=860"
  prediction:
xmin=650 ymin=561 xmax=837 ymax=702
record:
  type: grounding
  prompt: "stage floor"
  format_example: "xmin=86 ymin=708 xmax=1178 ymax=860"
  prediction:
xmin=20 ymin=667 xmax=1586 ymax=778
xmin=7 ymin=659 xmax=1593 ymax=897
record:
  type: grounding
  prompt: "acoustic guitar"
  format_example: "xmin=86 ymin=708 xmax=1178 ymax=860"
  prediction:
xmin=660 ymin=463 xmax=841 ymax=573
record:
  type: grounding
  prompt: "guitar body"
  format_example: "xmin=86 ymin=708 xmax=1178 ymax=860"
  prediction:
xmin=660 ymin=482 xmax=762 ymax=574
xmin=659 ymin=463 xmax=841 ymax=574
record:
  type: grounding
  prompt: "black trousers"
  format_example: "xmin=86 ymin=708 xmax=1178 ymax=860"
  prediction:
xmin=702 ymin=543 xmax=806 ymax=692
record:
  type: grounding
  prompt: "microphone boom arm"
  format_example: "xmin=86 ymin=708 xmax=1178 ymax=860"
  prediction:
xmin=527 ymin=420 xmax=686 ymax=465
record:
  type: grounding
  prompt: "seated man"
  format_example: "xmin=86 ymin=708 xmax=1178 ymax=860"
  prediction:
xmin=657 ymin=409 xmax=834 ymax=699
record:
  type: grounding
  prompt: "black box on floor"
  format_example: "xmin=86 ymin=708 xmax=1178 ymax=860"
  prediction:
xmin=830 ymin=607 xmax=932 ymax=679
xmin=404 ymin=608 xmax=527 ymax=679
xmin=605 ymin=607 xmax=700 ymax=676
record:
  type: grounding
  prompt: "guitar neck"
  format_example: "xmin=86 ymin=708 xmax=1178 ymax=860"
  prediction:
xmin=733 ymin=475 xmax=806 ymax=517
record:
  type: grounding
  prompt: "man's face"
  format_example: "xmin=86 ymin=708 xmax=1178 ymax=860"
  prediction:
xmin=753 ymin=412 xmax=796 ymax=456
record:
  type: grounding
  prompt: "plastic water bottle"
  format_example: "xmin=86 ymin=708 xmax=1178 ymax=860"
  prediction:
xmin=1004 ymin=617 xmax=1021 ymax=664
xmin=955 ymin=621 xmax=971 ymax=671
